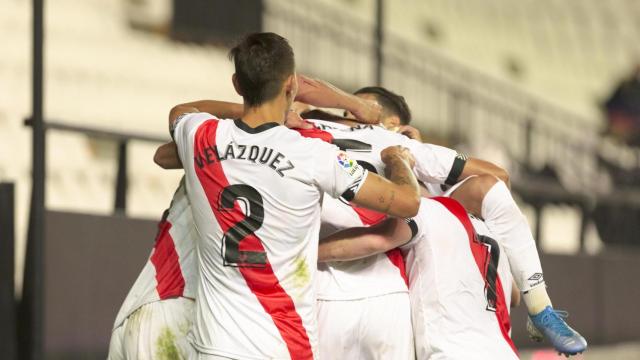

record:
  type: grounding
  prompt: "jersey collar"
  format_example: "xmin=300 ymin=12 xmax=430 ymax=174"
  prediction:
xmin=234 ymin=119 xmax=280 ymax=134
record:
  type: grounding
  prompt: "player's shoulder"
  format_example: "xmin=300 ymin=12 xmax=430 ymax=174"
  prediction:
xmin=412 ymin=197 xmax=453 ymax=233
xmin=293 ymin=124 xmax=334 ymax=143
xmin=177 ymin=111 xmax=223 ymax=124
xmin=352 ymin=124 xmax=408 ymax=145
xmin=275 ymin=126 xmax=339 ymax=154
xmin=414 ymin=197 xmax=435 ymax=223
xmin=301 ymin=119 xmax=409 ymax=147
xmin=172 ymin=112 xmax=221 ymax=146
xmin=173 ymin=112 xmax=226 ymax=133
xmin=306 ymin=119 xmax=351 ymax=131
xmin=402 ymin=198 xmax=434 ymax=247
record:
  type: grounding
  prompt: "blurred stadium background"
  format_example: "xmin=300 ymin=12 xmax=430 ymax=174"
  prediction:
xmin=1 ymin=0 xmax=640 ymax=358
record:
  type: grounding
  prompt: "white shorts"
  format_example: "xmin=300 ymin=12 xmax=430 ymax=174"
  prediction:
xmin=317 ymin=292 xmax=414 ymax=360
xmin=108 ymin=297 xmax=195 ymax=360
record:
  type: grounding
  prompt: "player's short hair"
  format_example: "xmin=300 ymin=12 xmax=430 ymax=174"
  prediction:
xmin=229 ymin=32 xmax=295 ymax=107
xmin=354 ymin=86 xmax=412 ymax=125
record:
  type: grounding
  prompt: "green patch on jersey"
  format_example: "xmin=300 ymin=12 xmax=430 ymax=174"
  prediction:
xmin=156 ymin=327 xmax=180 ymax=360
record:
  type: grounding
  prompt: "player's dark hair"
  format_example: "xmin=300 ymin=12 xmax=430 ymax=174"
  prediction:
xmin=229 ymin=32 xmax=295 ymax=107
xmin=354 ymin=86 xmax=412 ymax=125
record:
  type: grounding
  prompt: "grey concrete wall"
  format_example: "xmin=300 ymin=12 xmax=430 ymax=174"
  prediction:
xmin=44 ymin=211 xmax=156 ymax=359
xmin=510 ymin=251 xmax=640 ymax=349
xmin=41 ymin=211 xmax=640 ymax=358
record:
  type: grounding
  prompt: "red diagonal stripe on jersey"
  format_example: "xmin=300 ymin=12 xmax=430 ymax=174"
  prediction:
xmin=195 ymin=119 xmax=313 ymax=360
xmin=296 ymin=126 xmax=408 ymax=286
xmin=385 ymin=248 xmax=409 ymax=287
xmin=150 ymin=220 xmax=186 ymax=299
xmin=294 ymin=126 xmax=334 ymax=143
xmin=431 ymin=196 xmax=518 ymax=356
xmin=352 ymin=206 xmax=387 ymax=226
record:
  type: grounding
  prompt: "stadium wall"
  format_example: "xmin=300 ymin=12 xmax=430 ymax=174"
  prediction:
xmin=510 ymin=251 xmax=640 ymax=348
xmin=43 ymin=211 xmax=156 ymax=360
xmin=39 ymin=212 xmax=640 ymax=358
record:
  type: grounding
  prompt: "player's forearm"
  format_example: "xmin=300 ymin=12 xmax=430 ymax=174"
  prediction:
xmin=179 ymin=100 xmax=244 ymax=119
xmin=295 ymin=75 xmax=363 ymax=119
xmin=383 ymin=156 xmax=421 ymax=217
xmin=319 ymin=219 xmax=411 ymax=262
xmin=319 ymin=228 xmax=389 ymax=262
xmin=154 ymin=142 xmax=183 ymax=169
xmin=459 ymin=158 xmax=510 ymax=188
xmin=350 ymin=145 xmax=419 ymax=217
xmin=352 ymin=160 xmax=420 ymax=218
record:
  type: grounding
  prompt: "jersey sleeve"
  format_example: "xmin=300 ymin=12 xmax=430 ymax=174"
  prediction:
xmin=401 ymin=137 xmax=467 ymax=185
xmin=400 ymin=200 xmax=430 ymax=250
xmin=400 ymin=218 xmax=426 ymax=250
xmin=172 ymin=112 xmax=215 ymax=161
xmin=311 ymin=140 xmax=369 ymax=200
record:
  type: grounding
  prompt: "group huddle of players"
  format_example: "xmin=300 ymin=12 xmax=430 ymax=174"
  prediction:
xmin=107 ymin=32 xmax=588 ymax=360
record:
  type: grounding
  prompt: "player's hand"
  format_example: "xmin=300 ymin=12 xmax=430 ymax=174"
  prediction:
xmin=291 ymin=101 xmax=312 ymax=115
xmin=381 ymin=145 xmax=415 ymax=168
xmin=285 ymin=109 xmax=313 ymax=129
xmin=398 ymin=125 xmax=423 ymax=142
xmin=352 ymin=98 xmax=383 ymax=124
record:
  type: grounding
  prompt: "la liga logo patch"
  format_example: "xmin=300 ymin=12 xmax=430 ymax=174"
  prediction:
xmin=337 ymin=151 xmax=355 ymax=170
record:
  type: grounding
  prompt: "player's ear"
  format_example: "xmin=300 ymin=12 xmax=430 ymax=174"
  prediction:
xmin=232 ymin=74 xmax=243 ymax=97
xmin=284 ymin=73 xmax=298 ymax=102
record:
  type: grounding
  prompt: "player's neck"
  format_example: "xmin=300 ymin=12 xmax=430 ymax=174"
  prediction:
xmin=241 ymin=98 xmax=288 ymax=128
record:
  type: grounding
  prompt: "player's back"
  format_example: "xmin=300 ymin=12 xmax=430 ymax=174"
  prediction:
xmin=303 ymin=119 xmax=458 ymax=300
xmin=404 ymin=197 xmax=518 ymax=360
xmin=309 ymin=120 xmax=458 ymax=185
xmin=175 ymin=113 xmax=365 ymax=359
xmin=302 ymin=120 xmax=409 ymax=299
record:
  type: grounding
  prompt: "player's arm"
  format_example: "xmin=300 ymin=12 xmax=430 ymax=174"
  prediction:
xmin=154 ymin=142 xmax=182 ymax=169
xmin=511 ymin=280 xmax=521 ymax=308
xmin=458 ymin=158 xmax=510 ymax=188
xmin=295 ymin=75 xmax=382 ymax=124
xmin=168 ymin=100 xmax=244 ymax=129
xmin=351 ymin=146 xmax=421 ymax=218
xmin=404 ymin=137 xmax=510 ymax=188
xmin=398 ymin=125 xmax=423 ymax=142
xmin=318 ymin=218 xmax=413 ymax=262
xmin=161 ymin=100 xmax=244 ymax=169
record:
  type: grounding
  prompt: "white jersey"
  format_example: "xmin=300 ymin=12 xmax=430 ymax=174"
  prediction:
xmin=402 ymin=197 xmax=518 ymax=360
xmin=173 ymin=113 xmax=367 ymax=360
xmin=112 ymin=180 xmax=198 ymax=329
xmin=300 ymin=120 xmax=463 ymax=300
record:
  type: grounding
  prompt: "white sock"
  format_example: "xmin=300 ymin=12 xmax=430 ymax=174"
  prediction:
xmin=481 ymin=181 xmax=552 ymax=314
xmin=523 ymin=285 xmax=552 ymax=315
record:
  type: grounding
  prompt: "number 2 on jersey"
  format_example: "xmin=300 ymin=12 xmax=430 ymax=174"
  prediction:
xmin=219 ymin=184 xmax=267 ymax=268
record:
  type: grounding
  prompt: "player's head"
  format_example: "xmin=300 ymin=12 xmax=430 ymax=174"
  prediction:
xmin=229 ymin=32 xmax=297 ymax=109
xmin=352 ymin=86 xmax=412 ymax=129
